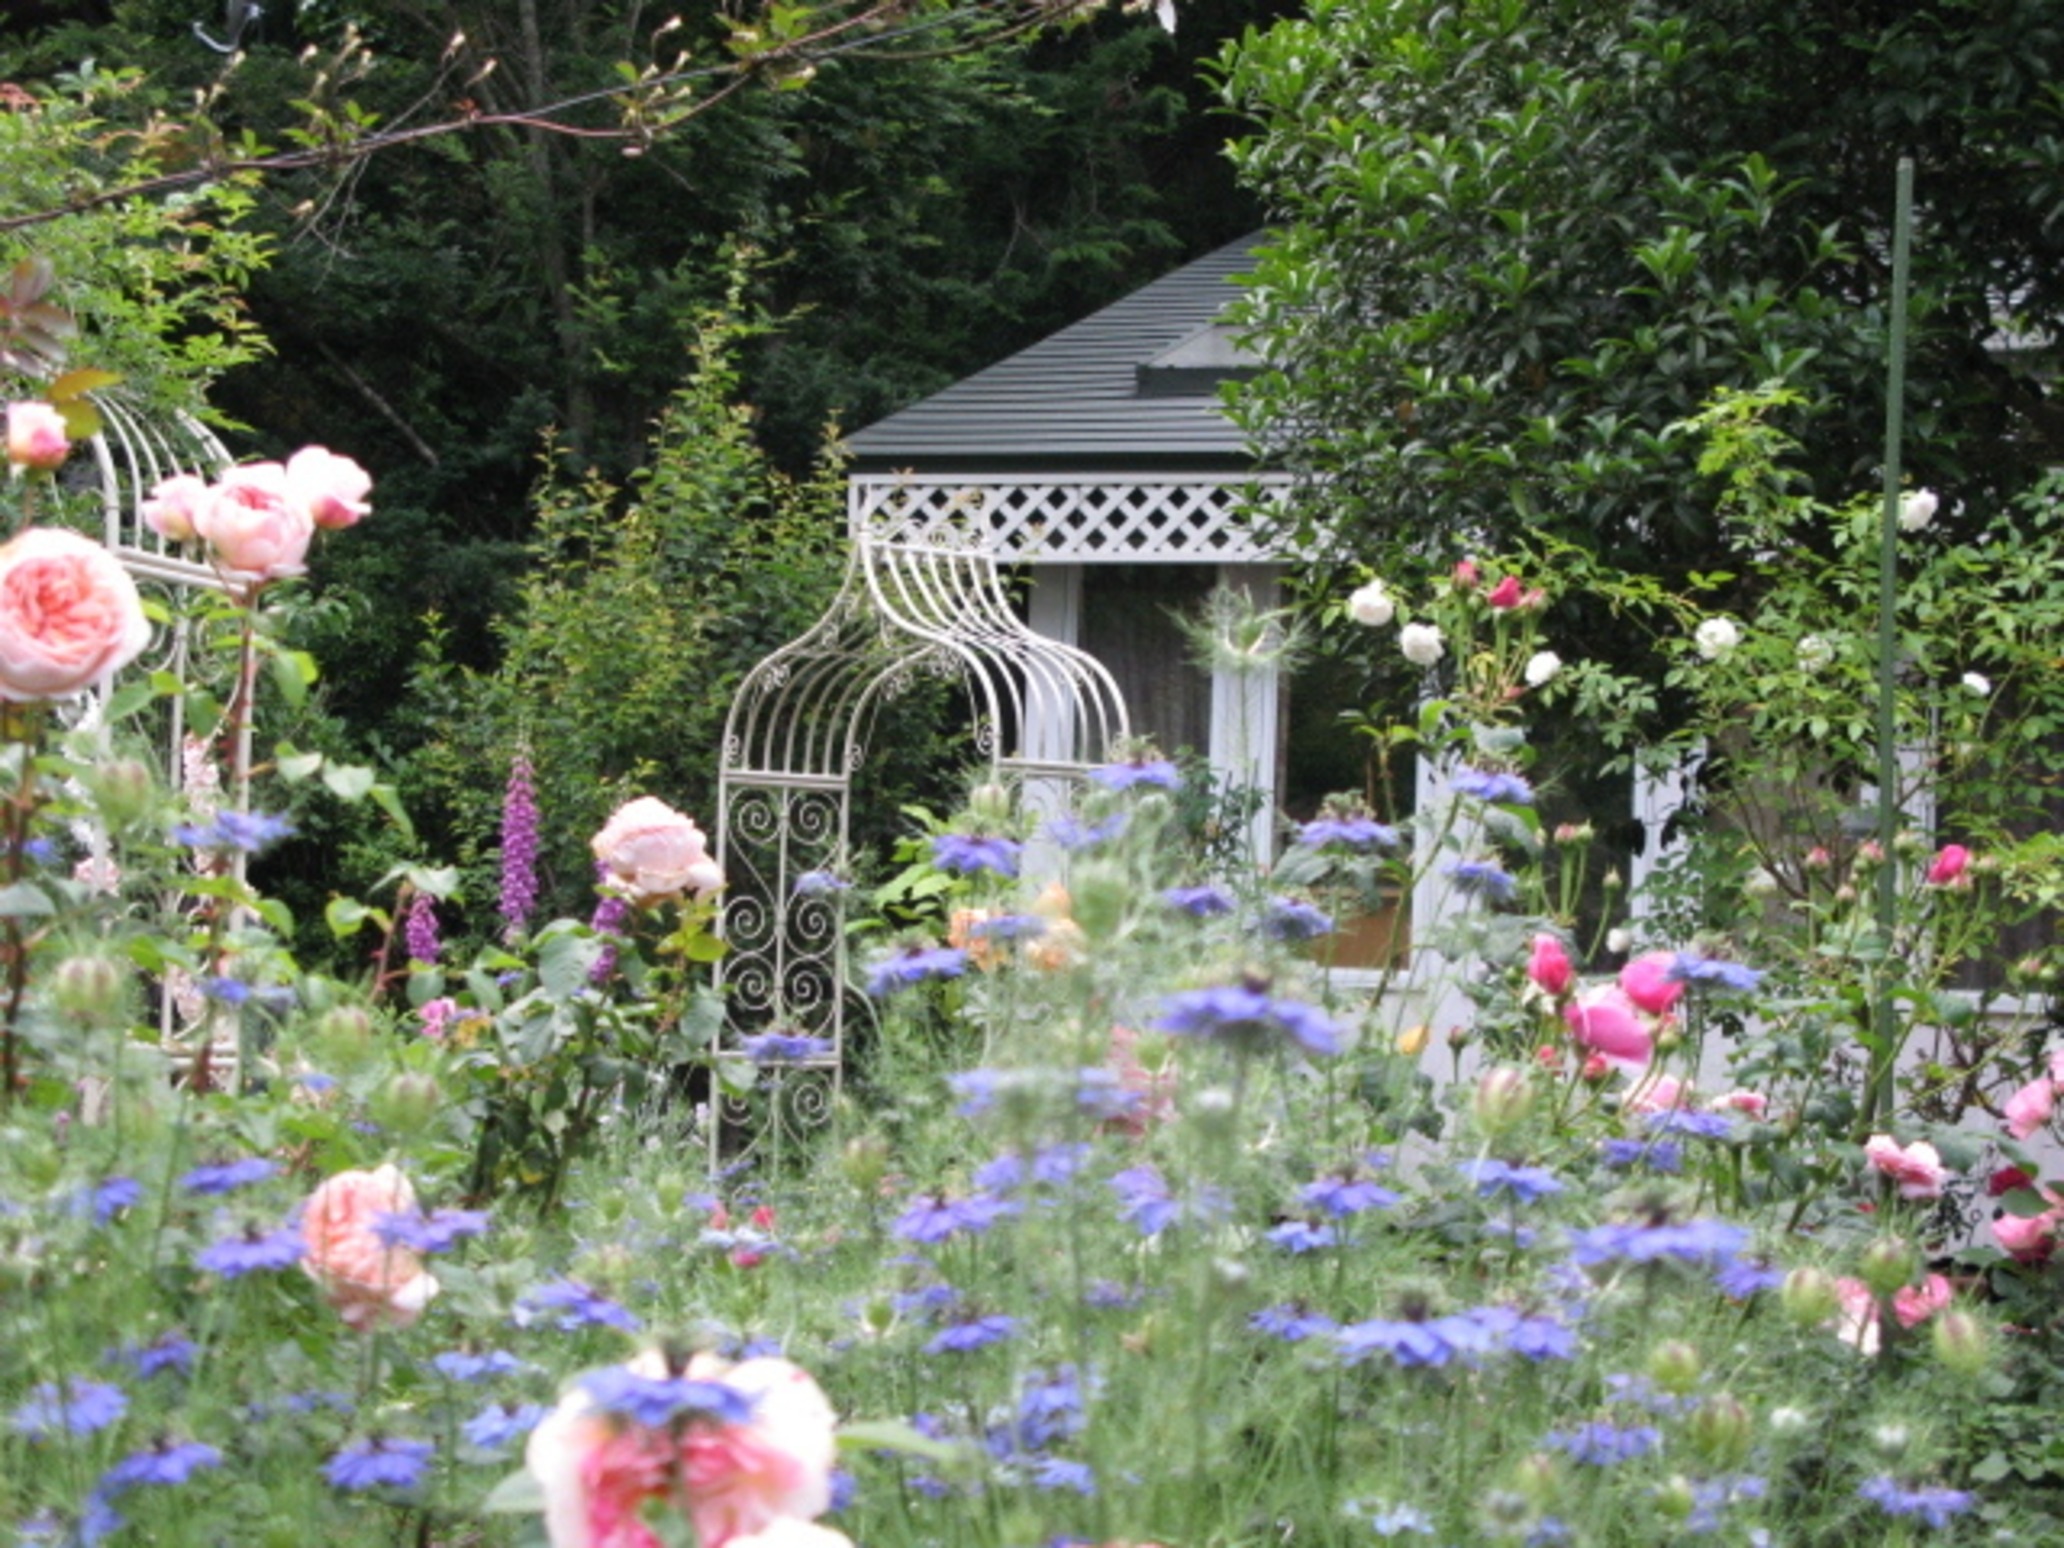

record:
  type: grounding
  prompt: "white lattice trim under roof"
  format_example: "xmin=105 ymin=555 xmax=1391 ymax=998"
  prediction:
xmin=849 ymin=472 xmax=1295 ymax=564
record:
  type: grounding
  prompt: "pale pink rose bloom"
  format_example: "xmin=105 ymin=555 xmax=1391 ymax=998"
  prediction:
xmin=1832 ymin=1276 xmax=1880 ymax=1354
xmin=193 ymin=461 xmax=314 ymax=587
xmin=6 ymin=401 xmax=69 ymax=471
xmin=0 ymin=528 xmax=151 ymax=701
xmin=1707 ymin=1089 xmax=1768 ymax=1120
xmin=1624 ymin=1073 xmax=1692 ymax=1115
xmin=1525 ymin=933 xmax=1573 ymax=997
xmin=300 ymin=1163 xmax=440 ymax=1331
xmin=285 ymin=445 xmax=373 ymax=530
xmin=527 ymin=1350 xmax=837 ymax=1548
xmin=1617 ymin=951 xmax=1683 ymax=1016
xmin=141 ymin=473 xmax=211 ymax=543
xmin=2003 ymin=1075 xmax=2055 ymax=1141
xmin=1993 ymin=1202 xmax=2062 ymax=1265
xmin=418 ymin=996 xmax=460 ymax=1041
xmin=1862 ymin=1134 xmax=1950 ymax=1200
xmin=1924 ymin=843 xmax=1971 ymax=886
xmin=1892 ymin=1272 xmax=1953 ymax=1329
xmin=1562 ymin=985 xmax=1653 ymax=1071
xmin=591 ymin=796 xmax=723 ymax=906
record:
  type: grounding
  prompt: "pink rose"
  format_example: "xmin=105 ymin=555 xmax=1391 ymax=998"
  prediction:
xmin=1617 ymin=952 xmax=1683 ymax=1016
xmin=1452 ymin=558 xmax=1480 ymax=589
xmin=527 ymin=1350 xmax=837 ymax=1548
xmin=300 ymin=1163 xmax=440 ymax=1330
xmin=1525 ymin=933 xmax=1573 ymax=997
xmin=0 ymin=527 xmax=151 ymax=701
xmin=1993 ymin=1198 xmax=2063 ymax=1265
xmin=1625 ymin=1073 xmax=1691 ymax=1115
xmin=1891 ymin=1272 xmax=1953 ymax=1330
xmin=1862 ymin=1134 xmax=1950 ymax=1201
xmin=1562 ymin=985 xmax=1653 ymax=1071
xmin=6 ymin=401 xmax=69 ymax=471
xmin=285 ymin=445 xmax=373 ymax=530
xmin=1485 ymin=575 xmax=1525 ymax=609
xmin=194 ymin=462 xmax=314 ymax=588
xmin=1925 ymin=844 xmax=1970 ymax=887
xmin=2004 ymin=1075 xmax=2055 ymax=1141
xmin=1707 ymin=1089 xmax=1768 ymax=1120
xmin=591 ymin=796 xmax=724 ymax=906
xmin=141 ymin=473 xmax=211 ymax=543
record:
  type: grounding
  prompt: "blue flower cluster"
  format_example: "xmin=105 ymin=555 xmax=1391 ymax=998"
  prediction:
xmin=866 ymin=946 xmax=968 ymax=998
xmin=930 ymin=832 xmax=1021 ymax=877
xmin=1451 ymin=767 xmax=1534 ymax=805
xmin=1157 ymin=984 xmax=1342 ymax=1057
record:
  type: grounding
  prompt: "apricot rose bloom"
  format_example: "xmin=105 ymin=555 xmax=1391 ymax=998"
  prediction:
xmin=526 ymin=1350 xmax=838 ymax=1548
xmin=0 ymin=527 xmax=151 ymax=701
xmin=6 ymin=401 xmax=69 ymax=471
xmin=591 ymin=796 xmax=724 ymax=906
xmin=193 ymin=462 xmax=314 ymax=588
xmin=300 ymin=1163 xmax=441 ymax=1331
xmin=285 ymin=446 xmax=373 ymax=530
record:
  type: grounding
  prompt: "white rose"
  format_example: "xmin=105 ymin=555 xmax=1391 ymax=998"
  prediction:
xmin=1346 ymin=579 xmax=1395 ymax=628
xmin=1961 ymin=671 xmax=1991 ymax=697
xmin=1694 ymin=617 xmax=1741 ymax=661
xmin=1796 ymin=634 xmax=1833 ymax=673
xmin=1523 ymin=649 xmax=1562 ymax=687
xmin=1898 ymin=488 xmax=1939 ymax=533
xmin=1605 ymin=927 xmax=1633 ymax=954
xmin=1398 ymin=621 xmax=1444 ymax=667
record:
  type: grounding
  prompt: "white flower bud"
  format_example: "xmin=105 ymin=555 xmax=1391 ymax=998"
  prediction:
xmin=1961 ymin=671 xmax=1991 ymax=697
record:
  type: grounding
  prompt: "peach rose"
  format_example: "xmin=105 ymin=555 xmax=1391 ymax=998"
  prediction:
xmin=0 ymin=527 xmax=151 ymax=701
xmin=141 ymin=473 xmax=211 ymax=543
xmin=285 ymin=445 xmax=373 ymax=530
xmin=300 ymin=1163 xmax=440 ymax=1330
xmin=591 ymin=796 xmax=723 ymax=906
xmin=193 ymin=462 xmax=313 ymax=588
xmin=6 ymin=402 xmax=69 ymax=472
xmin=526 ymin=1350 xmax=837 ymax=1548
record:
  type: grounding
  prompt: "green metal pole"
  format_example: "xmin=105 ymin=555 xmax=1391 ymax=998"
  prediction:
xmin=1865 ymin=157 xmax=1914 ymax=1132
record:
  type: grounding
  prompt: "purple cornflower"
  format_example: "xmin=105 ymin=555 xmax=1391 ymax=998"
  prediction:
xmin=194 ymin=1222 xmax=305 ymax=1278
xmin=499 ymin=755 xmax=540 ymax=937
xmin=1300 ymin=1172 xmax=1401 ymax=1217
xmin=372 ymin=1207 xmax=492 ymax=1254
xmin=1088 ymin=758 xmax=1181 ymax=792
xmin=1459 ymin=1159 xmax=1565 ymax=1203
xmin=740 ymin=1031 xmax=835 ymax=1064
xmin=179 ymin=1157 xmax=278 ymax=1195
xmin=323 ymin=1436 xmax=435 ymax=1492
xmin=867 ymin=946 xmax=967 ymax=998
xmin=1295 ymin=815 xmax=1401 ymax=850
xmin=430 ymin=1350 xmax=527 ymax=1383
xmin=1451 ymin=767 xmax=1534 ymax=805
xmin=170 ymin=810 xmax=295 ymax=854
xmin=1251 ymin=1302 xmax=1339 ymax=1342
xmin=892 ymin=1191 xmax=1016 ymax=1244
xmin=1266 ymin=1218 xmax=1340 ymax=1253
xmin=1543 ymin=1422 xmax=1661 ymax=1466
xmin=404 ymin=893 xmax=440 ymax=966
xmin=1666 ymin=953 xmax=1763 ymax=993
xmin=588 ymin=866 xmax=631 ymax=983
xmin=1162 ymin=883 xmax=1235 ymax=917
xmin=1157 ymin=982 xmax=1343 ymax=1057
xmin=463 ymin=1402 xmax=547 ymax=1451
xmin=579 ymin=1368 xmax=753 ymax=1428
xmin=1446 ymin=858 xmax=1519 ymax=904
xmin=929 ymin=833 xmax=1021 ymax=878
xmin=1601 ymin=1139 xmax=1683 ymax=1174
xmin=1261 ymin=895 xmax=1336 ymax=941
xmin=105 ymin=1333 xmax=196 ymax=1380
xmin=924 ymin=1315 xmax=1020 ymax=1354
xmin=97 ymin=1440 xmax=223 ymax=1492
xmin=13 ymin=1379 xmax=128 ymax=1437
xmin=1857 ymin=1476 xmax=1974 ymax=1529
xmin=513 ymin=1278 xmax=641 ymax=1333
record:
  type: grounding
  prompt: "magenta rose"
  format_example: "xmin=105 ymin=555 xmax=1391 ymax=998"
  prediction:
xmin=1924 ymin=843 xmax=1971 ymax=887
xmin=193 ymin=462 xmax=314 ymax=589
xmin=1562 ymin=985 xmax=1653 ymax=1071
xmin=0 ymin=527 xmax=151 ymax=701
xmin=1618 ymin=951 xmax=1684 ymax=1016
xmin=5 ymin=402 xmax=69 ymax=472
xmin=285 ymin=445 xmax=373 ymax=530
xmin=591 ymin=796 xmax=724 ymax=906
xmin=1525 ymin=933 xmax=1573 ymax=998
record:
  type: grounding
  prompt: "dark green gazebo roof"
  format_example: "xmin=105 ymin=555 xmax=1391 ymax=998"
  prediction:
xmin=845 ymin=235 xmax=1264 ymax=475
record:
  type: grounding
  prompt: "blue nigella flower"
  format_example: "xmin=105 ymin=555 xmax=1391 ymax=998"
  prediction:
xmin=579 ymin=1368 xmax=754 ymax=1428
xmin=1567 ymin=1217 xmax=1749 ymax=1270
xmin=16 ymin=1498 xmax=123 ymax=1547
xmin=1459 ymin=1159 xmax=1565 ymax=1203
xmin=170 ymin=810 xmax=296 ymax=853
xmin=178 ymin=1157 xmax=278 ymax=1195
xmin=1601 ymin=1138 xmax=1683 ymax=1174
xmin=1683 ymin=1475 xmax=1767 ymax=1534
xmin=463 ymin=1402 xmax=547 ymax=1451
xmin=1266 ymin=1218 xmax=1340 ymax=1253
xmin=1445 ymin=859 xmax=1519 ymax=904
xmin=1450 ymin=768 xmax=1534 ymax=805
xmin=194 ymin=1223 xmax=305 ymax=1278
xmin=1543 ymin=1422 xmax=1662 ymax=1466
xmin=1857 ymin=1477 xmax=1973 ymax=1529
xmin=1295 ymin=815 xmax=1400 ymax=850
xmin=1250 ymin=1302 xmax=1338 ymax=1343
xmin=1162 ymin=883 xmax=1235 ymax=917
xmin=1334 ymin=1317 xmax=1453 ymax=1369
xmin=966 ymin=913 xmax=1048 ymax=942
xmin=924 ymin=1315 xmax=1020 ymax=1354
xmin=430 ymin=1350 xmax=528 ymax=1383
xmin=1043 ymin=813 xmax=1128 ymax=851
xmin=84 ymin=1177 xmax=142 ymax=1225
xmin=1713 ymin=1257 xmax=1785 ymax=1298
xmin=97 ymin=1440 xmax=223 ymax=1493
xmin=1158 ymin=983 xmax=1342 ymax=1057
xmin=1031 ymin=1457 xmax=1097 ymax=1494
xmin=866 ymin=946 xmax=968 ymax=998
xmin=13 ymin=1379 xmax=128 ymax=1437
xmin=105 ymin=1333 xmax=196 ymax=1380
xmin=739 ymin=1031 xmax=836 ymax=1064
xmin=1666 ymin=953 xmax=1763 ymax=992
xmin=892 ymin=1192 xmax=1016 ymax=1244
xmin=1300 ymin=1172 xmax=1401 ymax=1217
xmin=1346 ymin=1500 xmax=1437 ymax=1539
xmin=373 ymin=1208 xmax=492 ymax=1255
xmin=791 ymin=870 xmax=851 ymax=898
xmin=1088 ymin=759 xmax=1181 ymax=792
xmin=323 ymin=1436 xmax=435 ymax=1492
xmin=1010 ymin=1366 xmax=1088 ymax=1449
xmin=1644 ymin=1109 xmax=1735 ymax=1140
xmin=513 ymin=1279 xmax=641 ymax=1333
xmin=929 ymin=833 xmax=1021 ymax=877
xmin=1261 ymin=895 xmax=1336 ymax=941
